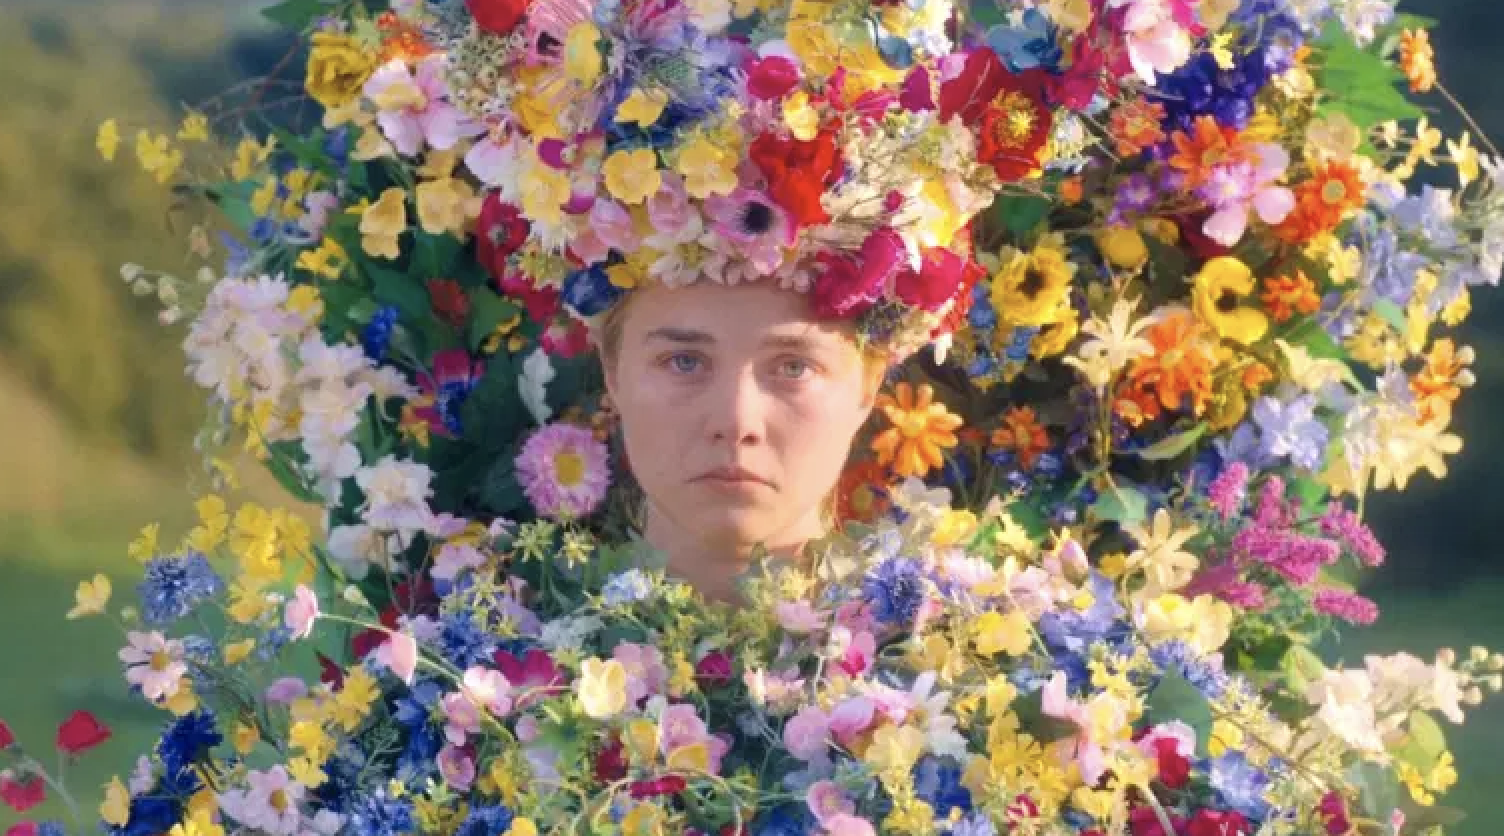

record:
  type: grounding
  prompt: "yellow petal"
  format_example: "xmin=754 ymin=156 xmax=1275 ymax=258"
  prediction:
xmin=101 ymin=777 xmax=131 ymax=826
xmin=67 ymin=573 xmax=112 ymax=620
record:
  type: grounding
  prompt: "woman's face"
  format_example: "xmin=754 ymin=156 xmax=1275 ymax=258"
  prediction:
xmin=603 ymin=281 xmax=877 ymax=552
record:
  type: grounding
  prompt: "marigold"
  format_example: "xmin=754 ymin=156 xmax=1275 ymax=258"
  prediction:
xmin=990 ymin=406 xmax=1050 ymax=470
xmin=1126 ymin=309 xmax=1217 ymax=419
xmin=1276 ymin=159 xmax=1366 ymax=243
xmin=1108 ymin=98 xmax=1167 ymax=157
xmin=1400 ymin=29 xmax=1437 ymax=93
xmin=1261 ymin=270 xmax=1322 ymax=323
xmin=1169 ymin=115 xmax=1252 ymax=189
xmin=870 ymin=383 xmax=964 ymax=478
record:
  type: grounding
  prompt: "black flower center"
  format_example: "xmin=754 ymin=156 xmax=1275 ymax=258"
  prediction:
xmin=741 ymin=201 xmax=775 ymax=235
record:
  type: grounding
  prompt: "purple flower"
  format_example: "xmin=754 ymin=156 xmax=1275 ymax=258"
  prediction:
xmin=1208 ymin=752 xmax=1273 ymax=820
xmin=864 ymin=557 xmax=928 ymax=627
xmin=1312 ymin=588 xmax=1380 ymax=625
xmin=1206 ymin=461 xmax=1250 ymax=520
xmin=1251 ymin=395 xmax=1328 ymax=472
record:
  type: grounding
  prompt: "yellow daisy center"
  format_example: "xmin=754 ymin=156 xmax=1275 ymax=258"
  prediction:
xmin=553 ymin=451 xmax=586 ymax=487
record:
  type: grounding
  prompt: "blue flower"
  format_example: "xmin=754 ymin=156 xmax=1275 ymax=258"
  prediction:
xmin=108 ymin=795 xmax=182 ymax=836
xmin=1250 ymin=394 xmax=1328 ymax=472
xmin=37 ymin=822 xmax=65 ymax=836
xmin=1149 ymin=640 xmax=1231 ymax=700
xmin=754 ymin=804 xmax=815 ymax=836
xmin=438 ymin=611 xmax=498 ymax=669
xmin=362 ymin=305 xmax=400 ymax=361
xmin=562 ymin=264 xmax=624 ymax=318
xmin=950 ymin=813 xmax=997 ymax=836
xmin=393 ymin=679 xmax=444 ymax=781
xmin=986 ymin=9 xmax=1062 ymax=72
xmin=913 ymin=755 xmax=972 ymax=817
xmin=863 ymin=557 xmax=928 ymax=628
xmin=312 ymin=751 xmax=365 ymax=813
xmin=1208 ymin=751 xmax=1273 ymax=820
xmin=1037 ymin=571 xmax=1127 ymax=656
xmin=602 ymin=569 xmax=655 ymax=607
xmin=457 ymin=804 xmax=515 ymax=836
xmin=1153 ymin=49 xmax=1271 ymax=133
xmin=157 ymin=710 xmax=223 ymax=779
xmin=348 ymin=789 xmax=417 ymax=836
xmin=138 ymin=552 xmax=223 ymax=626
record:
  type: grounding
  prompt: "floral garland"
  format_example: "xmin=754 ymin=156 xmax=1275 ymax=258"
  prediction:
xmin=5 ymin=0 xmax=1504 ymax=835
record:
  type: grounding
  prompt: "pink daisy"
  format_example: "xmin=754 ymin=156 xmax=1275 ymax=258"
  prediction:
xmin=515 ymin=423 xmax=611 ymax=518
xmin=119 ymin=631 xmax=186 ymax=703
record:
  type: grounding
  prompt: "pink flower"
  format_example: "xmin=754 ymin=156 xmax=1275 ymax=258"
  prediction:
xmin=658 ymin=703 xmax=728 ymax=771
xmin=438 ymin=743 xmax=477 ymax=791
xmin=431 ymin=543 xmax=487 ymax=582
xmin=1110 ymin=0 xmax=1193 ymax=83
xmin=119 ymin=631 xmax=186 ymax=702
xmin=782 ymin=706 xmax=831 ymax=762
xmin=462 ymin=666 xmax=513 ymax=715
xmin=571 ymin=199 xmax=637 ymax=265
xmin=217 ymin=765 xmax=306 ymax=836
xmin=895 ymin=248 xmax=967 ymax=312
xmin=824 ymin=814 xmax=877 ymax=836
xmin=0 ymin=772 xmax=45 ymax=813
xmin=1207 ymin=461 xmax=1250 ymax=520
xmin=694 ymin=651 xmax=733 ymax=687
xmin=704 ymin=187 xmax=794 ymax=276
xmin=837 ymin=630 xmax=877 ymax=678
xmin=374 ymin=631 xmax=419 ymax=684
xmin=775 ymin=600 xmax=827 ymax=633
xmin=806 ymin=781 xmax=854 ymax=826
xmin=1312 ymin=588 xmax=1380 ymax=625
xmin=827 ymin=696 xmax=876 ymax=746
xmin=1136 ymin=721 xmax=1197 ymax=760
xmin=364 ymin=55 xmax=483 ymax=156
xmin=442 ymin=691 xmax=483 ymax=745
xmin=613 ymin=643 xmax=668 ymax=703
xmin=266 ymin=677 xmax=309 ymax=704
xmin=494 ymin=648 xmax=565 ymax=707
xmin=515 ymin=423 xmax=612 ymax=519
xmin=811 ymin=228 xmax=905 ymax=319
xmin=1196 ymin=143 xmax=1295 ymax=247
xmin=647 ymin=173 xmax=703 ymax=243
xmin=746 ymin=55 xmax=801 ymax=100
xmin=285 ymin=585 xmax=320 ymax=641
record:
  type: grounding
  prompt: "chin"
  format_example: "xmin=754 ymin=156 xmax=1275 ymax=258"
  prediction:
xmin=685 ymin=503 xmax=786 ymax=551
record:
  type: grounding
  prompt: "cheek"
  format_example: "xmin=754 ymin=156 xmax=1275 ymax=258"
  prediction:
xmin=774 ymin=382 xmax=868 ymax=475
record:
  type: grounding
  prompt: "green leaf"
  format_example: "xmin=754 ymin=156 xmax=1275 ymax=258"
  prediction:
xmin=1372 ymin=298 xmax=1407 ymax=332
xmin=1092 ymin=482 xmax=1148 ymax=525
xmin=366 ymin=263 xmax=432 ymax=322
xmin=467 ymin=290 xmax=521 ymax=352
xmin=461 ymin=353 xmax=527 ymax=451
xmin=1395 ymin=710 xmax=1448 ymax=773
xmin=1350 ymin=761 xmax=1404 ymax=820
xmin=1291 ymin=323 xmax=1345 ymax=360
xmin=262 ymin=0 xmax=332 ymax=29
xmin=1012 ymin=688 xmax=1078 ymax=744
xmin=986 ymin=194 xmax=1051 ymax=243
xmin=1144 ymin=669 xmax=1214 ymax=754
xmin=1131 ymin=423 xmax=1208 ymax=461
xmin=263 ymin=441 xmax=322 ymax=505
xmin=1315 ymin=21 xmax=1424 ymax=131
xmin=1279 ymin=643 xmax=1327 ymax=697
xmin=969 ymin=1 xmax=1007 ymax=29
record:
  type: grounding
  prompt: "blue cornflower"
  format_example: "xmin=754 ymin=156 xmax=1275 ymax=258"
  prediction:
xmin=394 ymin=679 xmax=444 ymax=781
xmin=312 ymin=751 xmax=365 ymax=813
xmin=601 ymin=569 xmax=655 ymax=607
xmin=987 ymin=8 xmax=1062 ymax=71
xmin=1208 ymin=751 xmax=1273 ymax=820
xmin=562 ymin=264 xmax=625 ymax=318
xmin=348 ymin=788 xmax=417 ymax=836
xmin=913 ymin=755 xmax=972 ymax=817
xmin=362 ymin=305 xmax=400 ymax=361
xmin=157 ymin=710 xmax=222 ymax=778
xmin=1150 ymin=640 xmax=1232 ymax=700
xmin=1037 ymin=571 xmax=1128 ymax=655
xmin=108 ymin=795 xmax=183 ymax=836
xmin=138 ymin=552 xmax=223 ymax=626
xmin=256 ymin=626 xmax=293 ymax=661
xmin=456 ymin=804 xmax=515 ymax=836
xmin=438 ymin=611 xmax=498 ymax=669
xmin=37 ymin=822 xmax=65 ymax=836
xmin=863 ymin=557 xmax=928 ymax=628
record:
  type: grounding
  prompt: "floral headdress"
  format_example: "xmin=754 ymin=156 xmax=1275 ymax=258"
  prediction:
xmin=408 ymin=0 xmax=1053 ymax=357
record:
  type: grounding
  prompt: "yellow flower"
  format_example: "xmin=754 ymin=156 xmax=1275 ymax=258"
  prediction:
xmin=991 ymin=235 xmax=1077 ymax=327
xmin=1141 ymin=594 xmax=1232 ymax=654
xmin=870 ymin=382 xmax=964 ymax=479
xmin=231 ymin=136 xmax=276 ymax=181
xmin=563 ymin=22 xmax=604 ymax=84
xmin=577 ymin=657 xmax=629 ymax=718
xmin=177 ymin=111 xmax=210 ymax=142
xmin=227 ymin=585 xmax=271 ymax=624
xmin=1122 ymin=509 xmax=1199 ymax=597
xmin=97 ymin=119 xmax=121 ymax=161
xmin=931 ymin=509 xmax=978 ymax=547
xmin=785 ymin=2 xmax=903 ymax=96
xmin=622 ymin=802 xmax=666 ymax=836
xmin=866 ymin=724 xmax=926 ymax=776
xmin=1448 ymin=132 xmax=1480 ymax=188
xmin=1096 ymin=225 xmax=1148 ymax=270
xmin=506 ymin=819 xmax=539 ymax=836
xmin=416 ymin=175 xmax=479 ymax=237
xmin=782 ymin=91 xmax=820 ymax=141
xmin=187 ymin=495 xmax=229 ymax=553
xmin=617 ymin=87 xmax=669 ymax=127
xmin=305 ymin=32 xmax=377 ymax=110
xmin=101 ymin=777 xmax=131 ymax=826
xmin=128 ymin=522 xmax=160 ymax=562
xmin=288 ymin=756 xmax=328 ymax=789
xmin=287 ymin=285 xmax=324 ymax=322
xmin=223 ymin=639 xmax=257 ymax=666
xmin=1192 ymin=256 xmax=1269 ymax=345
xmin=675 ymin=135 xmax=739 ymax=199
xmin=361 ymin=187 xmax=409 ymax=259
xmin=603 ymin=149 xmax=663 ymax=205
xmin=519 ymin=151 xmax=572 ymax=226
xmin=135 ymin=131 xmax=184 ymax=183
xmin=296 ymin=237 xmax=350 ymax=280
xmin=972 ymin=610 xmax=1033 ymax=657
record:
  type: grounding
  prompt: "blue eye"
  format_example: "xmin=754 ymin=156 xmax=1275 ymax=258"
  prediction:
xmin=775 ymin=357 xmax=813 ymax=380
xmin=667 ymin=352 xmax=704 ymax=375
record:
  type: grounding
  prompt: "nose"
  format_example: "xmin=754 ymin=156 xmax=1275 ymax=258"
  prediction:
xmin=705 ymin=366 xmax=768 ymax=448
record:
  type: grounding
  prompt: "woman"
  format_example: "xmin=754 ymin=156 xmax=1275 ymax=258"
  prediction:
xmin=597 ymin=280 xmax=885 ymax=602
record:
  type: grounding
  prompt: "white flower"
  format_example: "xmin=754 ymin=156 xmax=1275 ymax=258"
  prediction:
xmin=1064 ymin=296 xmax=1156 ymax=388
xmin=119 ymin=631 xmax=186 ymax=702
xmin=540 ymin=615 xmax=604 ymax=652
xmin=356 ymin=455 xmax=435 ymax=533
xmin=520 ymin=348 xmax=556 ymax=426
xmin=1122 ymin=509 xmax=1200 ymax=597
xmin=1306 ymin=669 xmax=1387 ymax=756
xmin=217 ymin=765 xmax=306 ymax=836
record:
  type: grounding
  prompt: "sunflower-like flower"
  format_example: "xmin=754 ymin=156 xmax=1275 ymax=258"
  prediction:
xmin=1192 ymin=257 xmax=1269 ymax=345
xmin=991 ymin=234 xmax=1077 ymax=327
xmin=870 ymin=383 xmax=963 ymax=479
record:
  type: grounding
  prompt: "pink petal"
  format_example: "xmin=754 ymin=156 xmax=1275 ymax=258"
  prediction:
xmin=1203 ymin=205 xmax=1250 ymax=247
xmin=1253 ymin=186 xmax=1296 ymax=224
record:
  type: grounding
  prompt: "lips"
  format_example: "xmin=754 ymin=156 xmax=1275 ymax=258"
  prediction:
xmin=694 ymin=466 xmax=773 ymax=488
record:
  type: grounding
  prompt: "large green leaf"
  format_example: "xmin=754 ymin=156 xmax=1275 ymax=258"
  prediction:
xmin=1092 ymin=481 xmax=1148 ymax=525
xmin=460 ymin=352 xmax=527 ymax=452
xmin=1144 ymin=669 xmax=1214 ymax=754
xmin=1130 ymin=423 xmax=1208 ymax=461
xmin=1315 ymin=21 xmax=1424 ymax=131
xmin=366 ymin=262 xmax=432 ymax=322
xmin=467 ymin=290 xmax=521 ymax=352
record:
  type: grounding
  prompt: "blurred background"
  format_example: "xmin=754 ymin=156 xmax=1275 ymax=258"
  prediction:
xmin=0 ymin=0 xmax=1501 ymax=830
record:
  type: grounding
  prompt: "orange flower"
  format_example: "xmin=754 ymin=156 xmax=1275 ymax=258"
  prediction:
xmin=1276 ymin=159 xmax=1366 ymax=244
xmin=377 ymin=11 xmax=437 ymax=63
xmin=1109 ymin=99 xmax=1167 ymax=157
xmin=1169 ymin=115 xmax=1251 ymax=189
xmin=1260 ymin=270 xmax=1322 ymax=323
xmin=1112 ymin=387 xmax=1159 ymax=429
xmin=834 ymin=461 xmax=892 ymax=525
xmin=990 ymin=406 xmax=1050 ymax=470
xmin=1400 ymin=29 xmax=1437 ymax=93
xmin=870 ymin=382 xmax=964 ymax=478
xmin=1126 ymin=310 xmax=1217 ymax=419
xmin=1411 ymin=338 xmax=1474 ymax=425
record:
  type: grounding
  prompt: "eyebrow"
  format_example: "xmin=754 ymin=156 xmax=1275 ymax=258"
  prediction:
xmin=643 ymin=327 xmax=715 ymax=344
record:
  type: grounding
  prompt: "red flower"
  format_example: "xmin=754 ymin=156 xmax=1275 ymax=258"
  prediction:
xmin=594 ymin=738 xmax=628 ymax=783
xmin=745 ymin=56 xmax=801 ymax=100
xmin=1187 ymin=810 xmax=1252 ymax=836
xmin=1152 ymin=736 xmax=1192 ymax=789
xmin=7 ymin=822 xmax=39 ymax=836
xmin=318 ymin=652 xmax=345 ymax=688
xmin=810 ymin=232 xmax=894 ymax=321
xmin=498 ymin=273 xmax=562 ymax=326
xmin=1129 ymin=805 xmax=1186 ymax=836
xmin=1318 ymin=792 xmax=1353 ymax=836
xmin=477 ymin=193 xmax=531 ymax=283
xmin=427 ymin=278 xmax=472 ymax=327
xmin=694 ymin=651 xmax=733 ymax=687
xmin=939 ymin=49 xmax=1011 ymax=123
xmin=896 ymin=247 xmax=967 ymax=312
xmin=975 ymin=70 xmax=1052 ymax=182
xmin=0 ymin=720 xmax=13 ymax=749
xmin=628 ymin=774 xmax=688 ymax=799
xmin=936 ymin=255 xmax=987 ymax=338
xmin=56 ymin=710 xmax=110 ymax=755
xmin=749 ymin=129 xmax=842 ymax=228
xmin=465 ymin=0 xmax=530 ymax=35
xmin=900 ymin=65 xmax=935 ymax=112
xmin=0 ymin=773 xmax=45 ymax=813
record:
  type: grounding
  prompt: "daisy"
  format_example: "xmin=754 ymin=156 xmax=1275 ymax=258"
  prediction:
xmin=515 ymin=423 xmax=611 ymax=519
xmin=217 ymin=765 xmax=307 ymax=836
xmin=119 ymin=631 xmax=187 ymax=702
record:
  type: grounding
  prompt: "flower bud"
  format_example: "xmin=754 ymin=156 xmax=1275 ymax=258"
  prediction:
xmin=1487 ymin=674 xmax=1503 ymax=692
xmin=158 ymin=307 xmax=182 ymax=326
xmin=158 ymin=282 xmax=179 ymax=306
xmin=197 ymin=266 xmax=217 ymax=284
xmin=1490 ymin=653 xmax=1504 ymax=671
xmin=120 ymin=263 xmax=145 ymax=282
xmin=132 ymin=278 xmax=154 ymax=296
xmin=343 ymin=585 xmax=369 ymax=607
xmin=1437 ymin=647 xmax=1457 ymax=667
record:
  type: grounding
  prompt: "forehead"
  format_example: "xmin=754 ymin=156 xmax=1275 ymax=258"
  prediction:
xmin=621 ymin=281 xmax=855 ymax=349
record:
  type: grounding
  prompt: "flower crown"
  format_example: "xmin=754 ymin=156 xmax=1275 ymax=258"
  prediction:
xmin=438 ymin=0 xmax=1055 ymax=357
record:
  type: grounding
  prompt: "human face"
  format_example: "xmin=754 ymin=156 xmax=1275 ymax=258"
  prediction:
xmin=602 ymin=281 xmax=877 ymax=556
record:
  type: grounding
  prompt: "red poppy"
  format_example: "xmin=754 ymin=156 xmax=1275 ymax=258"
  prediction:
xmin=6 ymin=822 xmax=39 ymax=836
xmin=427 ymin=278 xmax=471 ymax=327
xmin=477 ymin=193 xmax=531 ymax=284
xmin=749 ymin=128 xmax=843 ymax=228
xmin=975 ymin=71 xmax=1053 ymax=182
xmin=466 ymin=0 xmax=530 ymax=35
xmin=745 ymin=55 xmax=800 ymax=100
xmin=0 ymin=773 xmax=45 ymax=813
xmin=56 ymin=710 xmax=111 ymax=755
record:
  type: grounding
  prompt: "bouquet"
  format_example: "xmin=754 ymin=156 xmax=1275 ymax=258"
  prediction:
xmin=7 ymin=0 xmax=1504 ymax=833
